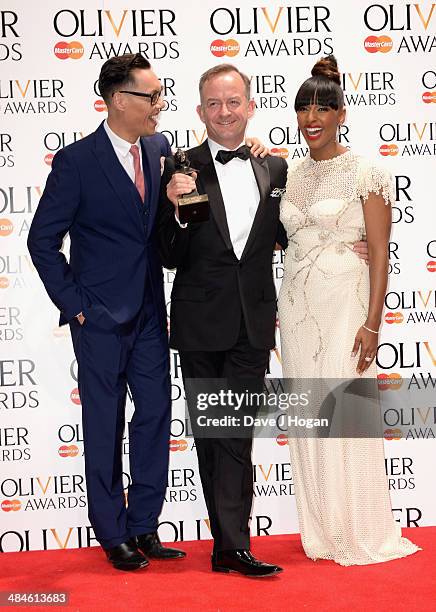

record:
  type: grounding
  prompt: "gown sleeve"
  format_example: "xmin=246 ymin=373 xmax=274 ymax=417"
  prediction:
xmin=357 ymin=158 xmax=395 ymax=206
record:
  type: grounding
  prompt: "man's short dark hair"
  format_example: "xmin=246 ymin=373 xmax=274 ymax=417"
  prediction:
xmin=98 ymin=53 xmax=151 ymax=103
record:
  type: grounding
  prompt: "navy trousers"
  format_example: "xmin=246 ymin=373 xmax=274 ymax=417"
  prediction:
xmin=70 ymin=304 xmax=171 ymax=549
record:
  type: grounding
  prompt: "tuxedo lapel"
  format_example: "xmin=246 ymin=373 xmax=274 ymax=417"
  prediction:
xmin=93 ymin=123 xmax=145 ymax=236
xmin=194 ymin=142 xmax=232 ymax=251
xmin=240 ymin=155 xmax=270 ymax=260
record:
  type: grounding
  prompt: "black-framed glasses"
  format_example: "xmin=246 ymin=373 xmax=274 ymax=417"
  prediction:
xmin=116 ymin=87 xmax=163 ymax=106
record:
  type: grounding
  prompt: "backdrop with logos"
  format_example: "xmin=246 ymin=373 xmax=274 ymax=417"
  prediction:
xmin=1 ymin=0 xmax=436 ymax=552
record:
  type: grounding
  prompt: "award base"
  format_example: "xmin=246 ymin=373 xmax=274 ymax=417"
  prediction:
xmin=178 ymin=193 xmax=210 ymax=224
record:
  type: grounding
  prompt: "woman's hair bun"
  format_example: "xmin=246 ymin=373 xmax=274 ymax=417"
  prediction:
xmin=311 ymin=55 xmax=341 ymax=86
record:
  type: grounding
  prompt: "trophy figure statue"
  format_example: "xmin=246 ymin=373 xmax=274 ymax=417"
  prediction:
xmin=174 ymin=148 xmax=210 ymax=224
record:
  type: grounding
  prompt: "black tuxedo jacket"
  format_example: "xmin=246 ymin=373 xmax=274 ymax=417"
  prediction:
xmin=158 ymin=141 xmax=288 ymax=351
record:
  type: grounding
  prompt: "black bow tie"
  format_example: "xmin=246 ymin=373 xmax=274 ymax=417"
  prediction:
xmin=215 ymin=145 xmax=250 ymax=165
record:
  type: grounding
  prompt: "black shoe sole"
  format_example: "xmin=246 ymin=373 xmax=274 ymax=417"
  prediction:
xmin=212 ymin=566 xmax=283 ymax=577
xmin=146 ymin=554 xmax=186 ymax=560
xmin=110 ymin=560 xmax=149 ymax=571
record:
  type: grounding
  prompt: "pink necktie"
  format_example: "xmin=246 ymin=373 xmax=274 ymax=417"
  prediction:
xmin=130 ymin=144 xmax=145 ymax=202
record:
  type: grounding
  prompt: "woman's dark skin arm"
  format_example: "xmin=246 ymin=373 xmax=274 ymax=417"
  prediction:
xmin=352 ymin=192 xmax=391 ymax=374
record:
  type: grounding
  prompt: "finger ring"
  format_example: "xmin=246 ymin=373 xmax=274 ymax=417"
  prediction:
xmin=364 ymin=357 xmax=372 ymax=362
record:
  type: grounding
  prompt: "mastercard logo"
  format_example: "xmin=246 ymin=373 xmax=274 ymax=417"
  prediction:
xmin=0 ymin=218 xmax=13 ymax=236
xmin=44 ymin=153 xmax=54 ymax=166
xmin=210 ymin=39 xmax=240 ymax=57
xmin=94 ymin=99 xmax=107 ymax=113
xmin=364 ymin=35 xmax=393 ymax=53
xmin=54 ymin=41 xmax=84 ymax=60
xmin=379 ymin=143 xmax=398 ymax=156
xmin=427 ymin=261 xmax=436 ymax=272
xmin=1 ymin=499 xmax=21 ymax=512
xmin=384 ymin=311 xmax=404 ymax=324
xmin=271 ymin=148 xmax=289 ymax=159
xmin=422 ymin=91 xmax=436 ymax=104
xmin=58 ymin=444 xmax=79 ymax=458
xmin=70 ymin=388 xmax=81 ymax=405
xmin=0 ymin=277 xmax=9 ymax=289
xmin=384 ymin=428 xmax=402 ymax=441
xmin=169 ymin=439 xmax=188 ymax=452
xmin=377 ymin=373 xmax=402 ymax=391
xmin=276 ymin=433 xmax=288 ymax=446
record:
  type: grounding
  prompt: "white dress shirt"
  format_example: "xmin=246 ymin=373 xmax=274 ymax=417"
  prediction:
xmin=103 ymin=120 xmax=143 ymax=183
xmin=208 ymin=138 xmax=260 ymax=259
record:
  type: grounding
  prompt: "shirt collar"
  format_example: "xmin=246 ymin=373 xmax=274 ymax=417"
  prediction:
xmin=104 ymin=120 xmax=141 ymax=158
xmin=208 ymin=138 xmax=245 ymax=159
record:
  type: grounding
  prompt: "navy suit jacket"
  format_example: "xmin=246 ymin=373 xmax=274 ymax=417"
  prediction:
xmin=28 ymin=122 xmax=171 ymax=332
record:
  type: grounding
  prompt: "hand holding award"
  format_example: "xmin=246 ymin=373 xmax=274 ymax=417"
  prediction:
xmin=173 ymin=148 xmax=209 ymax=224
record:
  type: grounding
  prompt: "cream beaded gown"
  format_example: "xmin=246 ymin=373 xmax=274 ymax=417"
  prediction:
xmin=278 ymin=150 xmax=420 ymax=565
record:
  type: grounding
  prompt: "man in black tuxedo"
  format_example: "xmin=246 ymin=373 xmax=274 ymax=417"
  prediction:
xmin=158 ymin=64 xmax=287 ymax=577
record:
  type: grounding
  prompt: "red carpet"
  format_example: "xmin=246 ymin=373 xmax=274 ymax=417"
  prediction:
xmin=0 ymin=528 xmax=434 ymax=611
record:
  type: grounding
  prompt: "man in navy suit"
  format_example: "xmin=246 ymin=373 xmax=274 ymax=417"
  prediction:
xmin=28 ymin=53 xmax=185 ymax=571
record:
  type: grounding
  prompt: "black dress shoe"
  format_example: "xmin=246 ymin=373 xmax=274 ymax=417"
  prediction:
xmin=212 ymin=550 xmax=283 ymax=577
xmin=136 ymin=532 xmax=186 ymax=559
xmin=105 ymin=540 xmax=149 ymax=571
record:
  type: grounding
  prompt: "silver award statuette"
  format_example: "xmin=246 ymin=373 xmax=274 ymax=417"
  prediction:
xmin=174 ymin=148 xmax=209 ymax=223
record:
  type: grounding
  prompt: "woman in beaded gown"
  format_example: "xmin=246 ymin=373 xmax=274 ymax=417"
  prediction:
xmin=278 ymin=56 xmax=420 ymax=566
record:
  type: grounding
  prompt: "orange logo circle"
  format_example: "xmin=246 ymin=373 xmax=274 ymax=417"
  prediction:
xmin=0 ymin=218 xmax=13 ymax=236
xmin=1 ymin=499 xmax=21 ymax=512
xmin=70 ymin=388 xmax=81 ymax=405
xmin=377 ymin=373 xmax=403 ymax=391
xmin=210 ymin=39 xmax=240 ymax=57
xmin=422 ymin=91 xmax=436 ymax=104
xmin=58 ymin=444 xmax=79 ymax=457
xmin=379 ymin=143 xmax=398 ymax=156
xmin=276 ymin=433 xmax=288 ymax=446
xmin=44 ymin=153 xmax=54 ymax=166
xmin=364 ymin=35 xmax=393 ymax=53
xmin=427 ymin=260 xmax=436 ymax=272
xmin=384 ymin=428 xmax=402 ymax=441
xmin=384 ymin=311 xmax=404 ymax=324
xmin=54 ymin=41 xmax=84 ymax=60
xmin=94 ymin=99 xmax=107 ymax=113
xmin=169 ymin=439 xmax=188 ymax=452
xmin=271 ymin=148 xmax=289 ymax=159
xmin=0 ymin=277 xmax=10 ymax=289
